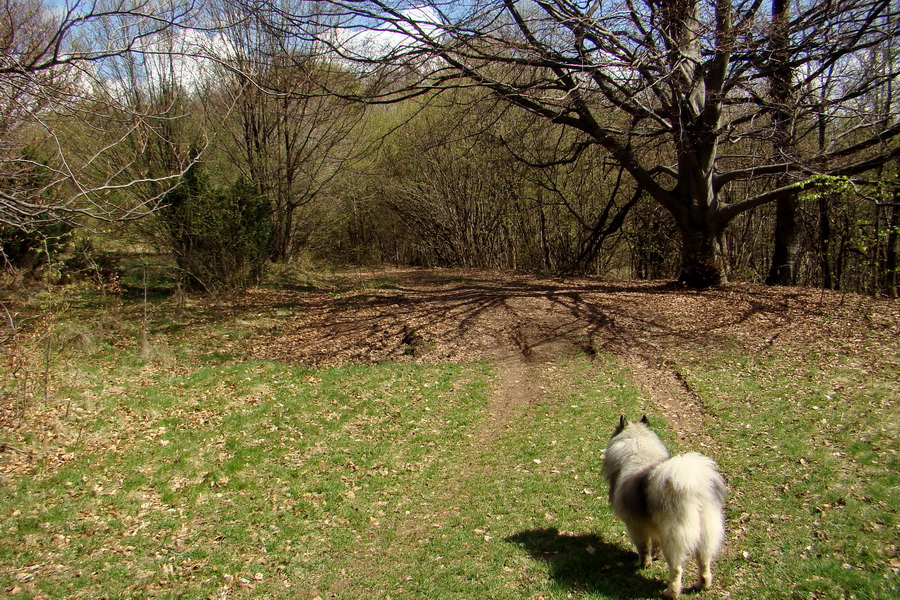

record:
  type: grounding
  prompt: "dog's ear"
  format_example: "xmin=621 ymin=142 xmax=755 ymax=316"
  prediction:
xmin=613 ymin=415 xmax=627 ymax=436
xmin=640 ymin=414 xmax=650 ymax=426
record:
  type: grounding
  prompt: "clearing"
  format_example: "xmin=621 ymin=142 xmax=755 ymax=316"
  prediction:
xmin=238 ymin=269 xmax=896 ymax=444
xmin=1 ymin=268 xmax=897 ymax=599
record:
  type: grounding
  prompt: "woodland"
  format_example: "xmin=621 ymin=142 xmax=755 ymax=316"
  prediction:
xmin=0 ymin=0 xmax=897 ymax=294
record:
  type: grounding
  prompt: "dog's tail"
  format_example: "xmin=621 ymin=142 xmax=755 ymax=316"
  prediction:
xmin=648 ymin=452 xmax=728 ymax=511
xmin=646 ymin=452 xmax=728 ymax=557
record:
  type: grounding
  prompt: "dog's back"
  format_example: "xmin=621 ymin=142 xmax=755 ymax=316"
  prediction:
xmin=646 ymin=452 xmax=728 ymax=515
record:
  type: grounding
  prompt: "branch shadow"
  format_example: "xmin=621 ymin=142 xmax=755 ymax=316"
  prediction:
xmin=212 ymin=268 xmax=846 ymax=367
xmin=506 ymin=528 xmax=663 ymax=598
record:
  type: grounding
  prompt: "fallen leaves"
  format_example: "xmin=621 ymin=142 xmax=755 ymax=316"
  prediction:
xmin=221 ymin=271 xmax=900 ymax=390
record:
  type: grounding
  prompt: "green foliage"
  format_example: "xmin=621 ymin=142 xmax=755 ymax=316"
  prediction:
xmin=159 ymin=164 xmax=272 ymax=293
xmin=798 ymin=174 xmax=859 ymax=198
xmin=0 ymin=147 xmax=74 ymax=273
xmin=796 ymin=173 xmax=899 ymax=295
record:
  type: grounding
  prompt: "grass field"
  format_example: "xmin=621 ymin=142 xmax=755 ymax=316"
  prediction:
xmin=0 ymin=270 xmax=897 ymax=599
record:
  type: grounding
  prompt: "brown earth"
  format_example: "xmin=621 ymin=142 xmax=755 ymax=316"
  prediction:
xmin=237 ymin=269 xmax=899 ymax=444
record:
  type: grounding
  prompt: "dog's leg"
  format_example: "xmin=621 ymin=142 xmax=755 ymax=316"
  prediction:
xmin=662 ymin=560 xmax=684 ymax=599
xmin=637 ymin=542 xmax=653 ymax=569
xmin=627 ymin=525 xmax=653 ymax=567
xmin=696 ymin=506 xmax=723 ymax=590
xmin=660 ymin=545 xmax=686 ymax=599
xmin=696 ymin=548 xmax=713 ymax=590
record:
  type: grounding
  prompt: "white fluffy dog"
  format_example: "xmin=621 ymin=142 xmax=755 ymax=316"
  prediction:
xmin=603 ymin=416 xmax=728 ymax=598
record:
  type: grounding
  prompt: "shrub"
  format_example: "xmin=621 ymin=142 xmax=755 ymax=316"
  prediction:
xmin=159 ymin=164 xmax=272 ymax=293
xmin=0 ymin=223 xmax=73 ymax=275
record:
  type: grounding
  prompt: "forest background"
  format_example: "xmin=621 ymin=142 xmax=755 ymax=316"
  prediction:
xmin=1 ymin=0 xmax=898 ymax=295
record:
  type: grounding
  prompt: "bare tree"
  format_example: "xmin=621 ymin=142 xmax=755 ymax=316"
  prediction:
xmin=207 ymin=0 xmax=366 ymax=262
xmin=259 ymin=0 xmax=899 ymax=287
xmin=0 ymin=0 xmax=198 ymax=231
xmin=375 ymin=96 xmax=528 ymax=268
xmin=497 ymin=108 xmax=643 ymax=274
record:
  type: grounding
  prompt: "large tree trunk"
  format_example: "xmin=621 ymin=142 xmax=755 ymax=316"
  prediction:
xmin=658 ymin=0 xmax=727 ymax=289
xmin=677 ymin=213 xmax=724 ymax=288
xmin=668 ymin=126 xmax=725 ymax=287
xmin=765 ymin=0 xmax=798 ymax=286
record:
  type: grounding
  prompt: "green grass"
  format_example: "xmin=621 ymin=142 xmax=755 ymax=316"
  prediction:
xmin=675 ymin=346 xmax=898 ymax=600
xmin=4 ymin=360 xmax=496 ymax=598
xmin=1 ymin=281 xmax=897 ymax=599
xmin=2 ymin=354 xmax=646 ymax=599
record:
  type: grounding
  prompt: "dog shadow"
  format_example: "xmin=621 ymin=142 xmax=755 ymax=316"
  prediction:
xmin=506 ymin=528 xmax=664 ymax=598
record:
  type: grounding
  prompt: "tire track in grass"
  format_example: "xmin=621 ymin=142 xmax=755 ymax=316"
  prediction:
xmin=612 ymin=349 xmax=715 ymax=448
xmin=475 ymin=294 xmax=588 ymax=445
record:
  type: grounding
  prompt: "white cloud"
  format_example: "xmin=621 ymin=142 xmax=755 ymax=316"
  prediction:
xmin=140 ymin=28 xmax=232 ymax=91
xmin=92 ymin=27 xmax=235 ymax=102
xmin=329 ymin=5 xmax=443 ymax=63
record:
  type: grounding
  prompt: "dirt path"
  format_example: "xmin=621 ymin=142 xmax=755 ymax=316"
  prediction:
xmin=239 ymin=268 xmax=897 ymax=442
xmin=477 ymin=293 xmax=587 ymax=442
xmin=613 ymin=352 xmax=711 ymax=447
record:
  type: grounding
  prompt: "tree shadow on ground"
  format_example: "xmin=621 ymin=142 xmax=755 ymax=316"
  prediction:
xmin=209 ymin=268 xmax=891 ymax=368
xmin=506 ymin=528 xmax=664 ymax=598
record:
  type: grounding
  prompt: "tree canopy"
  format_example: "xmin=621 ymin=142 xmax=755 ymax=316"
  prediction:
xmin=1 ymin=0 xmax=897 ymax=292
xmin=0 ymin=0 xmax=199 ymax=229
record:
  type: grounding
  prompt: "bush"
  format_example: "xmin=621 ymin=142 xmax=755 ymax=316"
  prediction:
xmin=159 ymin=164 xmax=272 ymax=293
xmin=0 ymin=223 xmax=73 ymax=275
